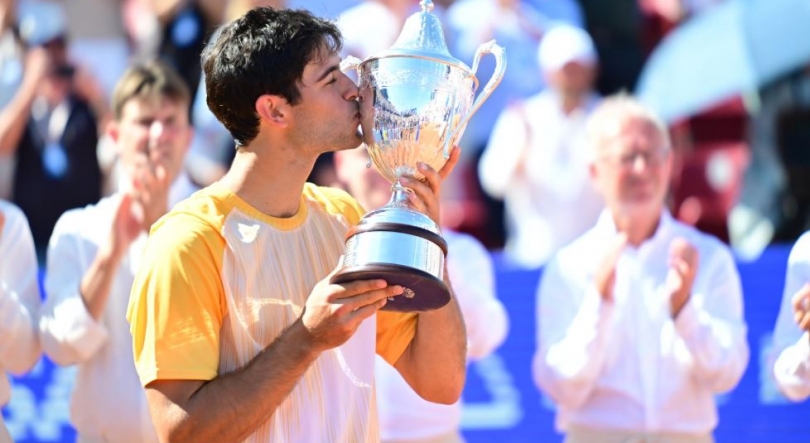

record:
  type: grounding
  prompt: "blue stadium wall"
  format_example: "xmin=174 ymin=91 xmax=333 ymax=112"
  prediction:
xmin=5 ymin=245 xmax=810 ymax=443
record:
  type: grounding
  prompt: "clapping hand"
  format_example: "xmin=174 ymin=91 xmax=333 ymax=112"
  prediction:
xmin=594 ymin=232 xmax=628 ymax=303
xmin=792 ymin=283 xmax=810 ymax=335
xmin=667 ymin=237 xmax=699 ymax=318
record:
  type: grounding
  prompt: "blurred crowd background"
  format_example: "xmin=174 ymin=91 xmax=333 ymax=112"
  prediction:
xmin=2 ymin=0 xmax=808 ymax=266
xmin=3 ymin=1 xmax=810 ymax=443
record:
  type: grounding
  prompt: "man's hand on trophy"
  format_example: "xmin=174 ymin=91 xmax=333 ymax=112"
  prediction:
xmin=400 ymin=146 xmax=460 ymax=226
xmin=303 ymin=258 xmax=405 ymax=351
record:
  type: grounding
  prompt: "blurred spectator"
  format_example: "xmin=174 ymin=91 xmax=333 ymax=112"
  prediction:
xmin=639 ymin=0 xmax=726 ymax=55
xmin=334 ymin=144 xmax=509 ymax=443
xmin=63 ymin=0 xmax=131 ymax=102
xmin=479 ymin=24 xmax=603 ymax=268
xmin=446 ymin=0 xmax=583 ymax=248
xmin=577 ymin=0 xmax=645 ymax=95
xmin=533 ymin=95 xmax=748 ymax=443
xmin=150 ymin=0 xmax=223 ymax=110
xmin=38 ymin=61 xmax=195 ymax=443
xmin=0 ymin=0 xmax=24 ymax=200
xmin=1 ymin=0 xmax=104 ymax=259
xmin=770 ymin=231 xmax=810 ymax=402
xmin=729 ymin=67 xmax=810 ymax=259
xmin=0 ymin=199 xmax=41 ymax=442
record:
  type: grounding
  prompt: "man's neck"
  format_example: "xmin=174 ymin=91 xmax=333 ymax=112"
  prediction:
xmin=612 ymin=210 xmax=662 ymax=247
xmin=220 ymin=141 xmax=318 ymax=219
xmin=559 ymin=90 xmax=587 ymax=116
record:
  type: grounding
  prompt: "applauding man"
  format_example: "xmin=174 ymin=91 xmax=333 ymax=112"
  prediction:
xmin=533 ymin=95 xmax=749 ymax=443
xmin=771 ymin=232 xmax=810 ymax=402
xmin=39 ymin=61 xmax=195 ymax=443
xmin=0 ymin=200 xmax=40 ymax=441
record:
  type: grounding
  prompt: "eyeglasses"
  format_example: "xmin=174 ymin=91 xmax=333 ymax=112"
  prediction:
xmin=599 ymin=148 xmax=670 ymax=170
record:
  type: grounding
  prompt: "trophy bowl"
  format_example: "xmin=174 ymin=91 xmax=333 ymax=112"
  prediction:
xmin=331 ymin=0 xmax=506 ymax=312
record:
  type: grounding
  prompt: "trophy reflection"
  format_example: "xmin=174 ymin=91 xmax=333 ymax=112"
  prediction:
xmin=331 ymin=0 xmax=506 ymax=312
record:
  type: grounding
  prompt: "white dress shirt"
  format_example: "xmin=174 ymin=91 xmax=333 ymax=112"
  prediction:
xmin=771 ymin=231 xmax=810 ymax=402
xmin=0 ymin=200 xmax=40 ymax=406
xmin=479 ymin=90 xmax=603 ymax=268
xmin=376 ymin=230 xmax=509 ymax=441
xmin=533 ymin=210 xmax=749 ymax=435
xmin=38 ymin=173 xmax=197 ymax=443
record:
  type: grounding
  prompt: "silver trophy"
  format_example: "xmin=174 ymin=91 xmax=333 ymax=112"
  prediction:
xmin=332 ymin=0 xmax=506 ymax=312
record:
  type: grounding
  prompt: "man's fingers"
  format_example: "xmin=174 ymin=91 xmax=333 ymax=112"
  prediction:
xmin=606 ymin=232 xmax=628 ymax=263
xmin=349 ymin=297 xmax=388 ymax=322
xmin=670 ymin=257 xmax=692 ymax=278
xmin=336 ymin=284 xmax=403 ymax=311
xmin=406 ymin=189 xmax=428 ymax=214
xmin=328 ymin=278 xmax=388 ymax=300
xmin=799 ymin=310 xmax=810 ymax=332
xmin=417 ymin=161 xmax=441 ymax=196
xmin=791 ymin=283 xmax=810 ymax=312
xmin=438 ymin=145 xmax=461 ymax=180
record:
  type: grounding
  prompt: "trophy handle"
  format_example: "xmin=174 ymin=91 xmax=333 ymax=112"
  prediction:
xmin=445 ymin=40 xmax=507 ymax=157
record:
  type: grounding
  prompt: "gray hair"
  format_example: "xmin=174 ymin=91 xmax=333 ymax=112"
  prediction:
xmin=586 ymin=93 xmax=671 ymax=161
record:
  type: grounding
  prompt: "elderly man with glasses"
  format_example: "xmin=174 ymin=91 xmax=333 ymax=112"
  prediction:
xmin=532 ymin=94 xmax=749 ymax=443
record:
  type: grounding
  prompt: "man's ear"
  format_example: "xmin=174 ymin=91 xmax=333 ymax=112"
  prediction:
xmin=255 ymin=95 xmax=289 ymax=127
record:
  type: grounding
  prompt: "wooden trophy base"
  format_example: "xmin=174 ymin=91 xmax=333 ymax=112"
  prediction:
xmin=331 ymin=263 xmax=450 ymax=312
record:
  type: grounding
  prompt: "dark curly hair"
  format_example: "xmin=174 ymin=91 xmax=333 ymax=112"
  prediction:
xmin=202 ymin=7 xmax=342 ymax=147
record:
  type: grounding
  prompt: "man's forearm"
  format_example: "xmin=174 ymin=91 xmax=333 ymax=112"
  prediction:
xmin=80 ymin=247 xmax=125 ymax=320
xmin=395 ymin=279 xmax=467 ymax=405
xmin=149 ymin=319 xmax=321 ymax=443
xmin=0 ymin=79 xmax=38 ymax=157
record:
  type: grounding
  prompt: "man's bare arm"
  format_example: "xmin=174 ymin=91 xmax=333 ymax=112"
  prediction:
xmin=145 ymin=276 xmax=402 ymax=443
xmin=393 ymin=277 xmax=467 ymax=405
xmin=146 ymin=319 xmax=320 ymax=443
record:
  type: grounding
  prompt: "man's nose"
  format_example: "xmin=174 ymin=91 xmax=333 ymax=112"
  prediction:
xmin=345 ymin=84 xmax=360 ymax=102
xmin=631 ymin=153 xmax=650 ymax=173
xmin=149 ymin=121 xmax=166 ymax=142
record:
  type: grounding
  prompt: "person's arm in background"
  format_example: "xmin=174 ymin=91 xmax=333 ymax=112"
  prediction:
xmin=39 ymin=194 xmax=141 ymax=365
xmin=0 ymin=201 xmax=41 ymax=375
xmin=532 ymin=234 xmax=625 ymax=410
xmin=771 ymin=233 xmax=810 ymax=401
xmin=445 ymin=230 xmax=508 ymax=359
xmin=671 ymin=243 xmax=749 ymax=394
xmin=477 ymin=104 xmax=529 ymax=201
xmin=0 ymin=48 xmax=48 ymax=157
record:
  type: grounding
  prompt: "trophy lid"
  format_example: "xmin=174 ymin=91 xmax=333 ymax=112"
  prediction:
xmin=365 ymin=0 xmax=470 ymax=71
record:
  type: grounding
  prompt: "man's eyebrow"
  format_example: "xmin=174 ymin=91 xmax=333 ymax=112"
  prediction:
xmin=316 ymin=63 xmax=340 ymax=83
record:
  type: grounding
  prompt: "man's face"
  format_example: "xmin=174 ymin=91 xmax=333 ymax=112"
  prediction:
xmin=591 ymin=117 xmax=672 ymax=218
xmin=111 ymin=96 xmax=192 ymax=184
xmin=288 ymin=49 xmax=362 ymax=153
xmin=546 ymin=61 xmax=596 ymax=97
xmin=335 ymin=145 xmax=391 ymax=211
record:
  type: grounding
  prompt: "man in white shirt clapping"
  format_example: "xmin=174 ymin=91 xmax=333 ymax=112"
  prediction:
xmin=38 ymin=61 xmax=197 ymax=443
xmin=0 ymin=200 xmax=40 ymax=442
xmin=478 ymin=24 xmax=603 ymax=269
xmin=770 ymin=231 xmax=810 ymax=402
xmin=533 ymin=94 xmax=749 ymax=443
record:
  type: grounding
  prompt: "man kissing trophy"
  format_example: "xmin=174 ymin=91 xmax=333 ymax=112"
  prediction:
xmin=334 ymin=0 xmax=506 ymax=312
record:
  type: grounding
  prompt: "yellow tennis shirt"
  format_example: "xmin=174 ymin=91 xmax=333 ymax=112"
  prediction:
xmin=127 ymin=182 xmax=417 ymax=443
